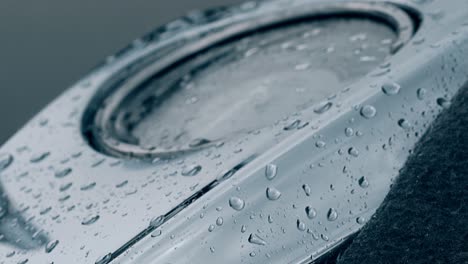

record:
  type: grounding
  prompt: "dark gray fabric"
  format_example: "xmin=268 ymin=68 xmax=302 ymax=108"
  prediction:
xmin=337 ymin=85 xmax=468 ymax=264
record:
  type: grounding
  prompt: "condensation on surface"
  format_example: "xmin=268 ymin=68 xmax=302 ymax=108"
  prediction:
xmin=0 ymin=0 xmax=467 ymax=263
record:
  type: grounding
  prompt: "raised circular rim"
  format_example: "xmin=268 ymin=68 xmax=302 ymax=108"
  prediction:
xmin=87 ymin=1 xmax=416 ymax=160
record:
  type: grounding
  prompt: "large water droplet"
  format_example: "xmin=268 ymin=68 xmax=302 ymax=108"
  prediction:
xmin=436 ymin=98 xmax=451 ymax=108
xmin=327 ymin=208 xmax=338 ymax=221
xmin=417 ymin=88 xmax=426 ymax=100
xmin=398 ymin=119 xmax=411 ymax=130
xmin=248 ymin=233 xmax=266 ymax=245
xmin=59 ymin=182 xmax=72 ymax=192
xmin=17 ymin=259 xmax=29 ymax=264
xmin=297 ymin=219 xmax=306 ymax=231
xmin=315 ymin=141 xmax=326 ymax=148
xmin=55 ymin=168 xmax=72 ymax=178
xmin=348 ymin=147 xmax=359 ymax=157
xmin=358 ymin=176 xmax=370 ymax=188
xmin=80 ymin=182 xmax=96 ymax=191
xmin=181 ymin=165 xmax=202 ymax=176
xmin=151 ymin=230 xmax=162 ymax=237
xmin=189 ymin=138 xmax=211 ymax=148
xmin=82 ymin=215 xmax=100 ymax=225
xmin=381 ymin=82 xmax=401 ymax=95
xmin=40 ymin=207 xmax=52 ymax=215
xmin=314 ymin=102 xmax=333 ymax=114
xmin=30 ymin=152 xmax=50 ymax=163
xmin=284 ymin=120 xmax=301 ymax=131
xmin=229 ymin=197 xmax=245 ymax=211
xmin=208 ymin=224 xmax=215 ymax=232
xmin=241 ymin=225 xmax=247 ymax=233
xmin=305 ymin=206 xmax=317 ymax=219
xmin=266 ymin=187 xmax=281 ymax=200
xmin=345 ymin=127 xmax=354 ymax=137
xmin=265 ymin=163 xmax=278 ymax=180
xmin=116 ymin=180 xmax=128 ymax=188
xmin=360 ymin=105 xmax=377 ymax=119
xmin=356 ymin=216 xmax=367 ymax=225
xmin=45 ymin=240 xmax=59 ymax=253
xmin=302 ymin=184 xmax=311 ymax=196
xmin=0 ymin=153 xmax=13 ymax=172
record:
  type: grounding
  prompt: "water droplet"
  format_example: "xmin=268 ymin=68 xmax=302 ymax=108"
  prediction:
xmin=30 ymin=152 xmax=50 ymax=163
xmin=370 ymin=68 xmax=390 ymax=77
xmin=358 ymin=176 xmax=370 ymax=188
xmin=345 ymin=127 xmax=354 ymax=137
xmin=321 ymin=234 xmax=329 ymax=241
xmin=82 ymin=215 xmax=100 ymax=225
xmin=302 ymin=184 xmax=311 ymax=196
xmin=356 ymin=216 xmax=366 ymax=225
xmin=216 ymin=217 xmax=224 ymax=226
xmin=151 ymin=230 xmax=162 ymax=237
xmin=398 ymin=119 xmax=411 ymax=130
xmin=248 ymin=233 xmax=266 ymax=245
xmin=241 ymin=225 xmax=247 ymax=233
xmin=265 ymin=163 xmax=278 ymax=180
xmin=45 ymin=240 xmax=59 ymax=253
xmin=381 ymin=82 xmax=401 ymax=95
xmin=208 ymin=224 xmax=215 ymax=232
xmin=436 ymin=98 xmax=451 ymax=108
xmin=284 ymin=120 xmax=301 ymax=130
xmin=229 ymin=197 xmax=245 ymax=211
xmin=189 ymin=138 xmax=211 ymax=148
xmin=297 ymin=219 xmax=306 ymax=231
xmin=266 ymin=187 xmax=281 ymax=200
xmin=305 ymin=206 xmax=317 ymax=219
xmin=315 ymin=141 xmax=326 ymax=148
xmin=55 ymin=168 xmax=72 ymax=178
xmin=40 ymin=207 xmax=52 ymax=215
xmin=181 ymin=165 xmax=202 ymax=176
xmin=116 ymin=180 xmax=128 ymax=188
xmin=348 ymin=147 xmax=359 ymax=157
xmin=360 ymin=105 xmax=377 ymax=119
xmin=314 ymin=101 xmax=333 ymax=114
xmin=80 ymin=182 xmax=96 ymax=191
xmin=150 ymin=215 xmax=165 ymax=228
xmin=413 ymin=89 xmax=425 ymax=103
xmin=59 ymin=182 xmax=72 ymax=192
xmin=0 ymin=153 xmax=13 ymax=172
xmin=327 ymin=208 xmax=338 ymax=221
xmin=268 ymin=215 xmax=273 ymax=223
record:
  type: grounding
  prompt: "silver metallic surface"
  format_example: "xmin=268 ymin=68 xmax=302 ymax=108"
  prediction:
xmin=0 ymin=0 xmax=468 ymax=263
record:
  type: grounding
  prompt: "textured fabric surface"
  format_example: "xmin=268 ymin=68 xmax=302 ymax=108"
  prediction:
xmin=337 ymin=85 xmax=468 ymax=264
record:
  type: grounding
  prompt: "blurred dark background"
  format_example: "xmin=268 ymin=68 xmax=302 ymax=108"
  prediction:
xmin=0 ymin=0 xmax=243 ymax=145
